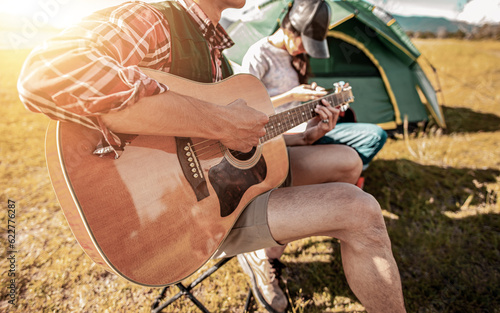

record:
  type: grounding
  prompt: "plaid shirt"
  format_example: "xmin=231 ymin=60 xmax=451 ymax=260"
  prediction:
xmin=18 ymin=0 xmax=234 ymax=157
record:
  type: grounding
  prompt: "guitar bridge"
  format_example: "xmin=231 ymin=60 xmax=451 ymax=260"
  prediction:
xmin=175 ymin=137 xmax=209 ymax=201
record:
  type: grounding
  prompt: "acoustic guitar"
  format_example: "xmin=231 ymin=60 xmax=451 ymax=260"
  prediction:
xmin=45 ymin=68 xmax=354 ymax=286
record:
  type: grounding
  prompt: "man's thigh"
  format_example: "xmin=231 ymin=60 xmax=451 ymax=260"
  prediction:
xmin=266 ymin=182 xmax=370 ymax=244
xmin=214 ymin=145 xmax=369 ymax=256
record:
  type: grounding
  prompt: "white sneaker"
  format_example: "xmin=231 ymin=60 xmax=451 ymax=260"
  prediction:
xmin=237 ymin=251 xmax=288 ymax=313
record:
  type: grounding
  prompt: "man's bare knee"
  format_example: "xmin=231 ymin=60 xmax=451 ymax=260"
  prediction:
xmin=268 ymin=184 xmax=389 ymax=247
xmin=341 ymin=191 xmax=391 ymax=251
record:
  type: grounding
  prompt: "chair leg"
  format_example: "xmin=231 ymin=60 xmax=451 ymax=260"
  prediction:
xmin=243 ymin=288 xmax=254 ymax=312
xmin=176 ymin=283 xmax=211 ymax=313
xmin=151 ymin=285 xmax=183 ymax=313
xmin=152 ymin=257 xmax=254 ymax=313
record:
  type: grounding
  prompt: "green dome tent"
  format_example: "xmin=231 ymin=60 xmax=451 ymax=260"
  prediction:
xmin=223 ymin=0 xmax=446 ymax=133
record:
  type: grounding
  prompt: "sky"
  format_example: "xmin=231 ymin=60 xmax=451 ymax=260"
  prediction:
xmin=0 ymin=0 xmax=499 ymax=29
xmin=369 ymin=0 xmax=500 ymax=24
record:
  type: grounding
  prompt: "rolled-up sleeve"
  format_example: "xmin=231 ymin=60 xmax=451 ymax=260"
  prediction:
xmin=17 ymin=2 xmax=171 ymax=134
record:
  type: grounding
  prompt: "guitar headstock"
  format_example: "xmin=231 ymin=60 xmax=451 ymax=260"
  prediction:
xmin=333 ymin=81 xmax=354 ymax=112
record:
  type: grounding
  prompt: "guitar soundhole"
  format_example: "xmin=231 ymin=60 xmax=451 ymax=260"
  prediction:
xmin=229 ymin=147 xmax=257 ymax=161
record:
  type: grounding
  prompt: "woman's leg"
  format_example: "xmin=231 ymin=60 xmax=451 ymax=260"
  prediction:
xmin=314 ymin=122 xmax=387 ymax=166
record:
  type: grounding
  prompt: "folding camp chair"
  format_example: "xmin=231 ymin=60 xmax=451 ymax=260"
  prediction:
xmin=151 ymin=257 xmax=254 ymax=313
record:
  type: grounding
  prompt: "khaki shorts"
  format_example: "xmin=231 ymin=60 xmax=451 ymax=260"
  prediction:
xmin=211 ymin=161 xmax=292 ymax=259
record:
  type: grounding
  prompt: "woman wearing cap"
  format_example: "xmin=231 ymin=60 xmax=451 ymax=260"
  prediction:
xmin=241 ymin=0 xmax=387 ymax=165
xmin=238 ymin=0 xmax=390 ymax=312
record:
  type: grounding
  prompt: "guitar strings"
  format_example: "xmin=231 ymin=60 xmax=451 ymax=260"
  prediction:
xmin=186 ymin=93 xmax=351 ymax=160
xmin=190 ymin=141 xmax=224 ymax=159
xmin=193 ymin=143 xmax=251 ymax=161
xmin=184 ymin=138 xmax=234 ymax=160
xmin=191 ymin=140 xmax=220 ymax=154
xmin=186 ymin=108 xmax=319 ymax=160
xmin=192 ymin=102 xmax=340 ymax=161
xmin=187 ymin=104 xmax=341 ymax=150
xmin=190 ymin=140 xmax=251 ymax=161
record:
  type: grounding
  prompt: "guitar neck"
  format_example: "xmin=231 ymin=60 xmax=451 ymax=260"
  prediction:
xmin=261 ymin=89 xmax=353 ymax=143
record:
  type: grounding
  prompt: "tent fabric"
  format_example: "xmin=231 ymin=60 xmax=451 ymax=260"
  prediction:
xmin=224 ymin=0 xmax=446 ymax=131
xmin=412 ymin=62 xmax=447 ymax=128
xmin=336 ymin=1 xmax=421 ymax=63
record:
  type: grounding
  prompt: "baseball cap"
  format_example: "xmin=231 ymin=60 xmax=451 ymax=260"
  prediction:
xmin=289 ymin=0 xmax=332 ymax=58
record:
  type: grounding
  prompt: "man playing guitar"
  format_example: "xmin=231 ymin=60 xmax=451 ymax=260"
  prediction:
xmin=18 ymin=0 xmax=406 ymax=312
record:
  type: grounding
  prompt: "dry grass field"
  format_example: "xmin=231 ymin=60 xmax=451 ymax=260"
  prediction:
xmin=0 ymin=39 xmax=499 ymax=312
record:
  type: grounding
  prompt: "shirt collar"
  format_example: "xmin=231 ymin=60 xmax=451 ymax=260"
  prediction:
xmin=176 ymin=0 xmax=234 ymax=50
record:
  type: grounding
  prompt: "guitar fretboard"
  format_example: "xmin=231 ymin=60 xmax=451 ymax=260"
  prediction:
xmin=261 ymin=89 xmax=353 ymax=143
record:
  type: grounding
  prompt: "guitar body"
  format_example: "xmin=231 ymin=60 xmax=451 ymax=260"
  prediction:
xmin=45 ymin=69 xmax=288 ymax=286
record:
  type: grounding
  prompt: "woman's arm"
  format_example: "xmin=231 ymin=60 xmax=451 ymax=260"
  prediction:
xmin=271 ymin=82 xmax=327 ymax=107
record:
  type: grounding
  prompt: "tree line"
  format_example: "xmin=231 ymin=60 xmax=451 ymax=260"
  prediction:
xmin=407 ymin=23 xmax=500 ymax=40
